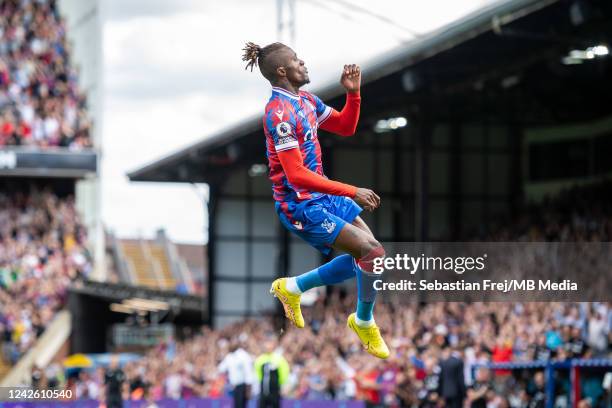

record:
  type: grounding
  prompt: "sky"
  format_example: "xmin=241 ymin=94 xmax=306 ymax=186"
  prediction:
xmin=100 ymin=0 xmax=495 ymax=244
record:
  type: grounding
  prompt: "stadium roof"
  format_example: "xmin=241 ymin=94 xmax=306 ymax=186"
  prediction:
xmin=128 ymin=0 xmax=612 ymax=183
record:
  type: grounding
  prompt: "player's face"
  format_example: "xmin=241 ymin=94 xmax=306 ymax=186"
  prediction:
xmin=283 ymin=48 xmax=310 ymax=87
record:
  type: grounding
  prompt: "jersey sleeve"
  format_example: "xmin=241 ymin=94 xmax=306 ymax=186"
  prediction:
xmin=318 ymin=92 xmax=361 ymax=137
xmin=306 ymin=92 xmax=332 ymax=125
xmin=264 ymin=101 xmax=299 ymax=152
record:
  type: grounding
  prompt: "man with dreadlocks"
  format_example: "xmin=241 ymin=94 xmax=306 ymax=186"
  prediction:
xmin=243 ymin=42 xmax=389 ymax=359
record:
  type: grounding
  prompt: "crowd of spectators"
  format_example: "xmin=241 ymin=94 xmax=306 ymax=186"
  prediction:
xmin=458 ymin=181 xmax=612 ymax=302
xmin=14 ymin=182 xmax=612 ymax=407
xmin=486 ymin=181 xmax=612 ymax=242
xmin=29 ymin=301 xmax=611 ymax=407
xmin=33 ymin=181 xmax=609 ymax=407
xmin=0 ymin=0 xmax=93 ymax=149
xmin=0 ymin=190 xmax=91 ymax=364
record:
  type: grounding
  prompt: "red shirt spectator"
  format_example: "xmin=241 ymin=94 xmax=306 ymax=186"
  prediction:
xmin=356 ymin=365 xmax=381 ymax=404
xmin=492 ymin=339 xmax=513 ymax=376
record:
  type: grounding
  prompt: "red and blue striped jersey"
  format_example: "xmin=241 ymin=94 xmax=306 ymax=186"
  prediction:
xmin=263 ymin=87 xmax=332 ymax=203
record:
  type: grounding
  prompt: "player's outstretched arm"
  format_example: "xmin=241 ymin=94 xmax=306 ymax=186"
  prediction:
xmin=277 ymin=148 xmax=380 ymax=211
xmin=319 ymin=64 xmax=361 ymax=137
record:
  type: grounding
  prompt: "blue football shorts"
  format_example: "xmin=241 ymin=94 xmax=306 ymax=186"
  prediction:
xmin=275 ymin=194 xmax=363 ymax=255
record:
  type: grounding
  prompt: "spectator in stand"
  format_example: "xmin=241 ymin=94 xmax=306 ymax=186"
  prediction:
xmin=104 ymin=356 xmax=126 ymax=408
xmin=587 ymin=306 xmax=609 ymax=357
xmin=566 ymin=326 xmax=588 ymax=359
xmin=354 ymin=359 xmax=381 ymax=408
xmin=491 ymin=336 xmax=513 ymax=391
xmin=602 ymin=372 xmax=611 ymax=408
xmin=526 ymin=371 xmax=546 ymax=408
xmin=532 ymin=334 xmax=553 ymax=362
xmin=438 ymin=345 xmax=466 ymax=408
xmin=394 ymin=366 xmax=420 ymax=408
xmin=466 ymin=368 xmax=492 ymax=408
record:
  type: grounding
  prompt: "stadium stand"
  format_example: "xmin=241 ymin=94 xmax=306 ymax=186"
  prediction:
xmin=107 ymin=230 xmax=203 ymax=294
xmin=486 ymin=181 xmax=612 ymax=242
xmin=0 ymin=191 xmax=91 ymax=377
xmin=0 ymin=0 xmax=97 ymax=385
xmin=33 ymin=183 xmax=612 ymax=406
xmin=0 ymin=0 xmax=92 ymax=149
xmin=33 ymin=301 xmax=611 ymax=405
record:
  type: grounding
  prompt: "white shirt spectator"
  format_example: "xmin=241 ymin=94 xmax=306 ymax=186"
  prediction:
xmin=603 ymin=372 xmax=611 ymax=392
xmin=33 ymin=118 xmax=45 ymax=141
xmin=20 ymin=102 xmax=34 ymax=124
xmin=218 ymin=347 xmax=254 ymax=386
xmin=87 ymin=379 xmax=100 ymax=400
xmin=164 ymin=373 xmax=182 ymax=399
xmin=30 ymin=38 xmax=47 ymax=55
xmin=588 ymin=314 xmax=608 ymax=353
xmin=43 ymin=116 xmax=59 ymax=138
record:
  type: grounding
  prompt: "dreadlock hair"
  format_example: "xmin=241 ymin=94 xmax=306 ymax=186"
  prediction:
xmin=242 ymin=41 xmax=288 ymax=82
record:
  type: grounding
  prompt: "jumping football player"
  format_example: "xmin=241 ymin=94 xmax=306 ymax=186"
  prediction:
xmin=242 ymin=42 xmax=389 ymax=358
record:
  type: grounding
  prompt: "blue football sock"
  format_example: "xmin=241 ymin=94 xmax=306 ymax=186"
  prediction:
xmin=354 ymin=258 xmax=377 ymax=322
xmin=296 ymin=254 xmax=355 ymax=292
xmin=357 ymin=300 xmax=375 ymax=323
xmin=295 ymin=269 xmax=323 ymax=292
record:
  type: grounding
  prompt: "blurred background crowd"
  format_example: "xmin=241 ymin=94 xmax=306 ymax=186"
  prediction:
xmin=0 ymin=182 xmax=609 ymax=407
xmin=0 ymin=0 xmax=92 ymax=149
xmin=485 ymin=182 xmax=612 ymax=242
xmin=0 ymin=191 xmax=91 ymax=364
xmin=27 ymin=300 xmax=612 ymax=407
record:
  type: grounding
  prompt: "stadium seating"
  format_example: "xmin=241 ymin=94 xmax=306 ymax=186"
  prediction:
xmin=0 ymin=191 xmax=91 ymax=378
xmin=149 ymin=244 xmax=177 ymax=289
xmin=119 ymin=239 xmax=177 ymax=290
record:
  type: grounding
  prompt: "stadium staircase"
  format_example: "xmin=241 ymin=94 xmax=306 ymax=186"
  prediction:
xmin=0 ymin=310 xmax=71 ymax=387
xmin=167 ymin=242 xmax=197 ymax=293
xmin=149 ymin=244 xmax=176 ymax=290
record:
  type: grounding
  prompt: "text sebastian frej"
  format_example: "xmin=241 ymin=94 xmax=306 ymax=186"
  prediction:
xmin=371 ymin=254 xmax=578 ymax=293
xmin=374 ymin=279 xmax=578 ymax=293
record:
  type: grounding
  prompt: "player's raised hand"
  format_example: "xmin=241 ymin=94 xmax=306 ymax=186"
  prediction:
xmin=340 ymin=64 xmax=361 ymax=93
xmin=354 ymin=187 xmax=380 ymax=212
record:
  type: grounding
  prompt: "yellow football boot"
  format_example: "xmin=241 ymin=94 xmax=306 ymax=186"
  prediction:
xmin=347 ymin=313 xmax=390 ymax=359
xmin=270 ymin=278 xmax=305 ymax=328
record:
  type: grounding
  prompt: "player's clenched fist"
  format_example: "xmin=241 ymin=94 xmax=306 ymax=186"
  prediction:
xmin=354 ymin=187 xmax=380 ymax=212
xmin=341 ymin=64 xmax=361 ymax=93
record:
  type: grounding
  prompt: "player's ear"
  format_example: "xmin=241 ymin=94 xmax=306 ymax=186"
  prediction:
xmin=276 ymin=66 xmax=287 ymax=78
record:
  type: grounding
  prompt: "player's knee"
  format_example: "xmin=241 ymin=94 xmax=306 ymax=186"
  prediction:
xmin=362 ymin=238 xmax=385 ymax=257
xmin=357 ymin=240 xmax=385 ymax=274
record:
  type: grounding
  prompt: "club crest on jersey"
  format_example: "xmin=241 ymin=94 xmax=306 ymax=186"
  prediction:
xmin=276 ymin=122 xmax=292 ymax=137
xmin=304 ymin=129 xmax=317 ymax=141
xmin=275 ymin=110 xmax=283 ymax=120
xmin=321 ymin=219 xmax=336 ymax=234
